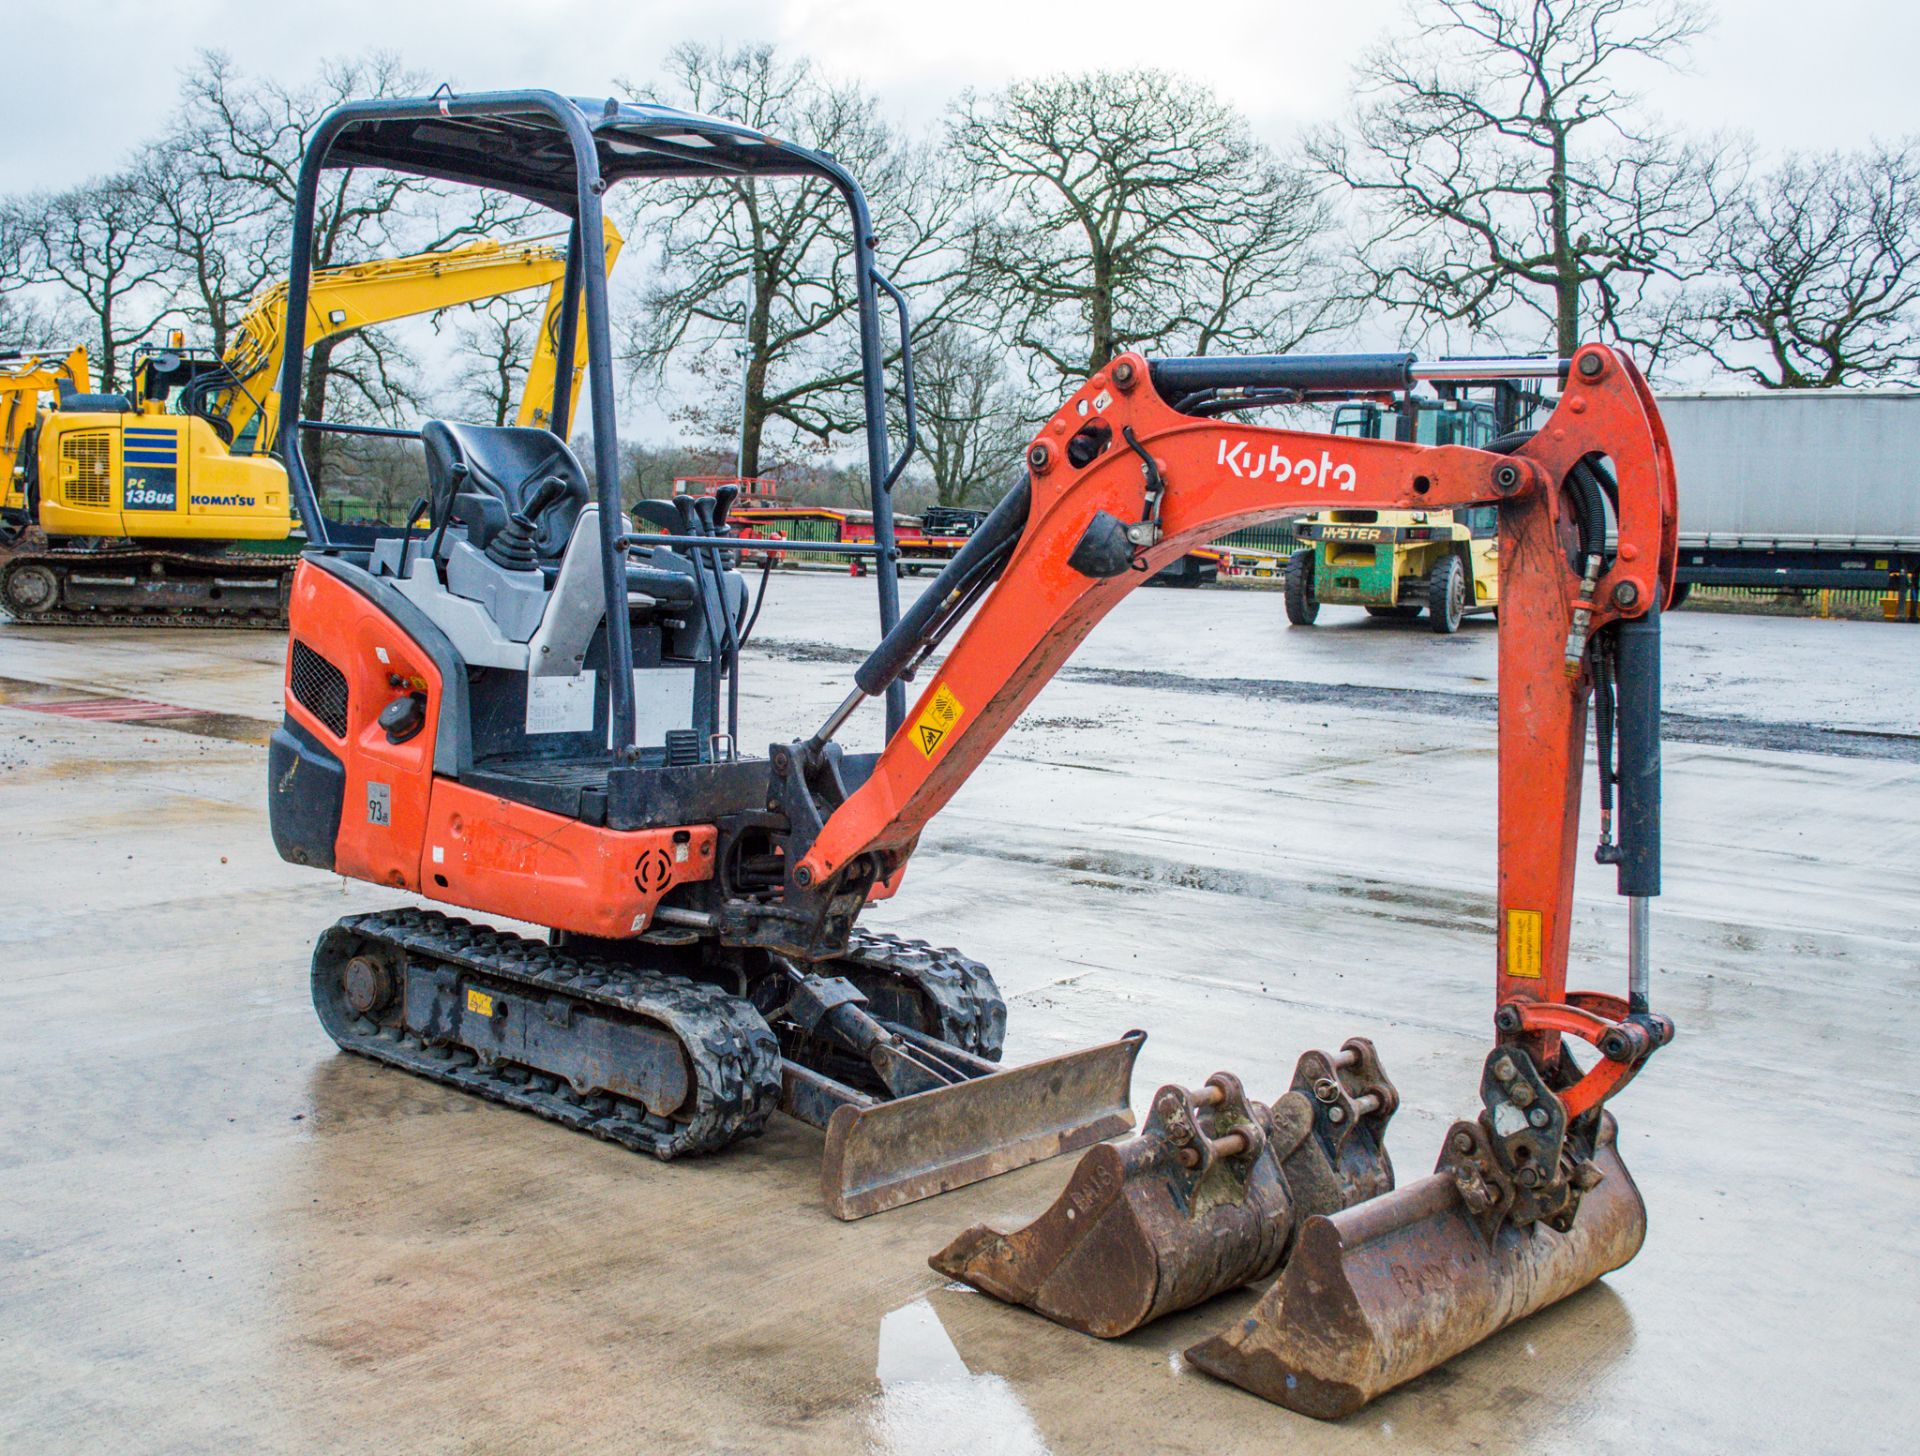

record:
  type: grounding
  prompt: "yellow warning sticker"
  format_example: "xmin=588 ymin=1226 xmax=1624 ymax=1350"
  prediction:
xmin=466 ymin=987 xmax=494 ymax=1017
xmin=913 ymin=683 xmax=965 ymax=758
xmin=1506 ymin=910 xmax=1543 ymax=979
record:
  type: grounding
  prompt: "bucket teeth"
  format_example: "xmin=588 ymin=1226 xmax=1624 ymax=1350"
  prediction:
xmin=1183 ymin=1112 xmax=1646 ymax=1418
xmin=930 ymin=1040 xmax=1399 ymax=1338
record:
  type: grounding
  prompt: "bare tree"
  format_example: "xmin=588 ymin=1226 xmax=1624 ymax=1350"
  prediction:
xmin=178 ymin=50 xmax=534 ymax=473
xmin=1673 ymin=143 xmax=1920 ymax=387
xmin=134 ymin=138 xmax=278 ymax=359
xmin=0 ymin=209 xmax=58 ymax=345
xmin=907 ymin=325 xmax=1025 ymax=508
xmin=452 ymin=293 xmax=547 ymax=425
xmin=622 ymin=44 xmax=972 ymax=478
xmin=12 ymin=174 xmax=171 ymax=390
xmin=1315 ymin=0 xmax=1735 ymax=359
xmin=950 ymin=71 xmax=1347 ymax=391
xmin=0 ymin=204 xmax=29 ymax=301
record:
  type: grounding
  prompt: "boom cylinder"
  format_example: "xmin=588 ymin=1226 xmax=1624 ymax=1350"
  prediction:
xmin=1149 ymin=353 xmax=1416 ymax=398
xmin=850 ymin=475 xmax=1032 ymax=701
xmin=1612 ymin=602 xmax=1661 ymax=1010
xmin=1611 ymin=602 xmax=1663 ymax=899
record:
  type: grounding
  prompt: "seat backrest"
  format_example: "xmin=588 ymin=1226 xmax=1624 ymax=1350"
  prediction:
xmin=421 ymin=421 xmax=589 ymax=563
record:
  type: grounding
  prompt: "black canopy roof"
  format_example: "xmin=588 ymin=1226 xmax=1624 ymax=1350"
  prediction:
xmin=320 ymin=91 xmax=853 ymax=213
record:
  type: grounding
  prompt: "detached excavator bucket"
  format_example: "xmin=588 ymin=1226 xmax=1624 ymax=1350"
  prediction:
xmin=930 ymin=1040 xmax=1398 ymax=1337
xmin=802 ymin=1028 xmax=1146 ymax=1219
xmin=1184 ymin=1113 xmax=1646 ymax=1418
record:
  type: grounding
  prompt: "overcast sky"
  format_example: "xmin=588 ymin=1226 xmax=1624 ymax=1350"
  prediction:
xmin=3 ymin=0 xmax=1916 ymax=194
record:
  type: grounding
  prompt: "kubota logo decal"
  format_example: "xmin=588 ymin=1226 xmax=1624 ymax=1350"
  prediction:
xmin=1218 ymin=440 xmax=1357 ymax=492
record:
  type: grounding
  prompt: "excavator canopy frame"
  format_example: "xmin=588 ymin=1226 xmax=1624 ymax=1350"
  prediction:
xmin=276 ymin=90 xmax=920 ymax=750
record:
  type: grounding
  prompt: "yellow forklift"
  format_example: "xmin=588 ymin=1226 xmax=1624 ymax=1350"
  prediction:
xmin=1284 ymin=378 xmax=1546 ymax=633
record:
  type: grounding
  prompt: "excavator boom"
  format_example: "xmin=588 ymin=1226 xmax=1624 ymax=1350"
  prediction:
xmin=200 ymin=220 xmax=622 ymax=456
xmin=1 ymin=347 xmax=89 ymax=521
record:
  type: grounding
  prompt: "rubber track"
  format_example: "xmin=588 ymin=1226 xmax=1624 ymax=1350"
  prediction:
xmin=317 ymin=908 xmax=783 ymax=1159
xmin=838 ymin=928 xmax=1006 ymax=1061
xmin=0 ymin=546 xmax=290 ymax=629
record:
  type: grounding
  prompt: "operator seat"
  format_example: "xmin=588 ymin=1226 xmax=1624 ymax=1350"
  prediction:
xmin=421 ymin=421 xmax=589 ymax=563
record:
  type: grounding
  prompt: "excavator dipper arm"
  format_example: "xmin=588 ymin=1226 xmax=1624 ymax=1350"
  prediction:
xmin=791 ymin=341 xmax=1677 ymax=1133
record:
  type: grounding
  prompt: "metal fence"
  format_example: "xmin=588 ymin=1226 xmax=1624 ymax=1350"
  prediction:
xmin=1214 ymin=522 xmax=1305 ymax=556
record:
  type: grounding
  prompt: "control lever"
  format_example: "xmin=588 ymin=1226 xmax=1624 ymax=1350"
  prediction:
xmin=483 ymin=476 xmax=572 ymax=571
xmin=670 ymin=493 xmax=702 ymax=535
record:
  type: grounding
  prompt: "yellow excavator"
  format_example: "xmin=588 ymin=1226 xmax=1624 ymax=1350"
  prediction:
xmin=1 ymin=348 xmax=90 ymax=497
xmin=0 ymin=224 xmax=620 ymax=626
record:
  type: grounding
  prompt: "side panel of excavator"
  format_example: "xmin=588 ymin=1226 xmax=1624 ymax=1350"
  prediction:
xmin=34 ymin=411 xmax=291 ymax=543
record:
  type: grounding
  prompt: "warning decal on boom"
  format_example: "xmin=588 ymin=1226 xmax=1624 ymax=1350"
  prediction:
xmin=914 ymin=683 xmax=965 ymax=757
xmin=1506 ymin=909 xmax=1543 ymax=978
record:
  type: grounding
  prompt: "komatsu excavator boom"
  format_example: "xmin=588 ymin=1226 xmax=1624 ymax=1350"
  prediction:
xmin=1 ymin=225 xmax=619 ymax=626
xmin=0 ymin=348 xmax=89 ymax=510
xmin=268 ymin=92 xmax=1676 ymax=1421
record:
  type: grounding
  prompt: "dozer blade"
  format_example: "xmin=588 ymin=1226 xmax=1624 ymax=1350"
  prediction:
xmin=1184 ymin=1114 xmax=1645 ymax=1419
xmin=817 ymin=1029 xmax=1145 ymax=1220
xmin=930 ymin=1041 xmax=1399 ymax=1338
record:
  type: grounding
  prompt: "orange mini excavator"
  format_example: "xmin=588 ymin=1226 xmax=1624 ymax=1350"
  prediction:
xmin=268 ymin=92 xmax=1677 ymax=1415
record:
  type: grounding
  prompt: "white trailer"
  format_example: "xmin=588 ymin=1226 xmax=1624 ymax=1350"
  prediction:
xmin=1655 ymin=389 xmax=1920 ymax=616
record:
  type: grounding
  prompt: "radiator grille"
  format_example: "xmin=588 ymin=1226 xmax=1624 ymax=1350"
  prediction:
xmin=290 ymin=640 xmax=349 ymax=738
xmin=59 ymin=431 xmax=112 ymax=508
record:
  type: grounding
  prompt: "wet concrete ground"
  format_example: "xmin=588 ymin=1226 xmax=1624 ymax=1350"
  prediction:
xmin=2 ymin=579 xmax=1916 ymax=1454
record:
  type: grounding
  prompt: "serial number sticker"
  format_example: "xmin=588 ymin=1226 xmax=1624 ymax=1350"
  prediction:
xmin=912 ymin=683 xmax=965 ymax=757
xmin=1506 ymin=909 xmax=1543 ymax=979
xmin=466 ymin=988 xmax=494 ymax=1017
xmin=527 ymin=670 xmax=596 ymax=735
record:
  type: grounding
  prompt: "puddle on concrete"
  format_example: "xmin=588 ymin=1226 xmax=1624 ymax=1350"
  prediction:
xmin=0 ymin=674 xmax=271 ymax=746
xmin=869 ymin=1299 xmax=1049 ymax=1456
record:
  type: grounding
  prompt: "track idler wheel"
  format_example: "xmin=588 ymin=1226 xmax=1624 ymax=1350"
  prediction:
xmin=1183 ymin=1112 xmax=1646 ymax=1418
xmin=1 ymin=560 xmax=60 ymax=618
xmin=930 ymin=1039 xmax=1398 ymax=1338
